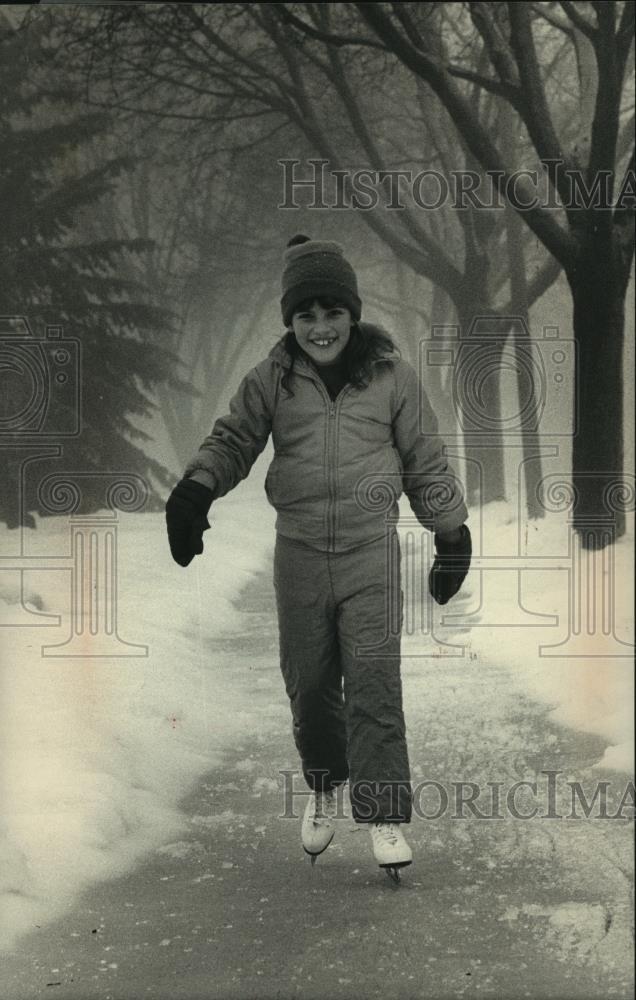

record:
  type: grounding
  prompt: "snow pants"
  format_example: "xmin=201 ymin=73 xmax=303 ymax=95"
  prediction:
xmin=273 ymin=529 xmax=412 ymax=823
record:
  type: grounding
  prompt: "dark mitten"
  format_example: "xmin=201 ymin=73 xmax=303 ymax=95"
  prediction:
xmin=428 ymin=523 xmax=472 ymax=605
xmin=165 ymin=478 xmax=214 ymax=567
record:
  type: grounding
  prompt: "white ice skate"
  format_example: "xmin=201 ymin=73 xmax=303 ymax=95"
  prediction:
xmin=370 ymin=822 xmax=413 ymax=883
xmin=302 ymin=790 xmax=337 ymax=864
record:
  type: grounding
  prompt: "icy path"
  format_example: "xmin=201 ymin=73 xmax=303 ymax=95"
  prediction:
xmin=0 ymin=492 xmax=277 ymax=953
xmin=1 ymin=559 xmax=633 ymax=1000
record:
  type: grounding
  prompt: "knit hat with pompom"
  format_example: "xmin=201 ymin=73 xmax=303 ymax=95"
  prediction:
xmin=280 ymin=234 xmax=362 ymax=327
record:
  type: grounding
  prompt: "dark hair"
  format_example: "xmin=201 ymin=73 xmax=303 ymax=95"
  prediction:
xmin=279 ymin=295 xmax=399 ymax=397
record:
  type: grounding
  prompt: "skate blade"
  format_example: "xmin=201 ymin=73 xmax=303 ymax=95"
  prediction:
xmin=303 ymin=830 xmax=336 ymax=865
xmin=303 ymin=835 xmax=334 ymax=865
xmin=379 ymin=860 xmax=412 ymax=885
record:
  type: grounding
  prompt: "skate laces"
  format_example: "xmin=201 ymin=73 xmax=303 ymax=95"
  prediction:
xmin=312 ymin=790 xmax=337 ymax=824
xmin=373 ymin=822 xmax=400 ymax=844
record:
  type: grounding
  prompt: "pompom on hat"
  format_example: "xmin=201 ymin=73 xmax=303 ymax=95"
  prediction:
xmin=281 ymin=234 xmax=362 ymax=327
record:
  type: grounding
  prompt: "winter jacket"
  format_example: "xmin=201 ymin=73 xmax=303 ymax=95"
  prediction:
xmin=183 ymin=329 xmax=469 ymax=553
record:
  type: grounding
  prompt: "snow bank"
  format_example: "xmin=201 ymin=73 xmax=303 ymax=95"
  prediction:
xmin=0 ymin=488 xmax=276 ymax=952
xmin=476 ymin=501 xmax=633 ymax=774
xmin=400 ymin=497 xmax=634 ymax=774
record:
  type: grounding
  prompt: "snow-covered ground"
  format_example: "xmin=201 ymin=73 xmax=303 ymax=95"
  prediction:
xmin=415 ymin=497 xmax=634 ymax=774
xmin=0 ymin=467 xmax=633 ymax=953
xmin=0 ymin=478 xmax=277 ymax=953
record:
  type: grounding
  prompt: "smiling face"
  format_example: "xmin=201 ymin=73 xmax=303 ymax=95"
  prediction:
xmin=291 ymin=298 xmax=353 ymax=366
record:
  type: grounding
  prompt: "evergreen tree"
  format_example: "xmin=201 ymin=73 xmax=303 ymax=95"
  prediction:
xmin=0 ymin=15 xmax=188 ymax=528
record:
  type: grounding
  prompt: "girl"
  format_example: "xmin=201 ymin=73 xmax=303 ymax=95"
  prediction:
xmin=165 ymin=235 xmax=471 ymax=882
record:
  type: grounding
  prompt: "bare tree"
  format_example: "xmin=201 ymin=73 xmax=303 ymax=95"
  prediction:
xmin=346 ymin=1 xmax=635 ymax=548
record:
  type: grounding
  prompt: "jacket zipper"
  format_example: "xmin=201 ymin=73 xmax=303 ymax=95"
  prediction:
xmin=309 ymin=374 xmax=349 ymax=553
xmin=327 ymin=395 xmax=338 ymax=553
xmin=287 ymin=353 xmax=389 ymax=552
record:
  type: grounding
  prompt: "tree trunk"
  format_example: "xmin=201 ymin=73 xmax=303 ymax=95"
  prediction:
xmin=455 ymin=300 xmax=508 ymax=510
xmin=505 ymin=204 xmax=545 ymax=522
xmin=566 ymin=251 xmax=629 ymax=548
xmin=426 ymin=282 xmax=459 ymax=442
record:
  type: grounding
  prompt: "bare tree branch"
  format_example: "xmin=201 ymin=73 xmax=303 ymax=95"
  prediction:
xmin=469 ymin=2 xmax=521 ymax=84
xmin=616 ymin=0 xmax=636 ymax=61
xmin=268 ymin=3 xmax=384 ymax=50
xmin=587 ymin=1 xmax=630 ymax=183
xmin=356 ymin=1 xmax=579 ymax=268
xmin=312 ymin=4 xmax=452 ymax=269
xmin=507 ymin=3 xmax=576 ymax=210
xmin=181 ymin=5 xmax=297 ymax=113
xmin=530 ymin=3 xmax=574 ymax=37
xmin=558 ymin=0 xmax=597 ymax=40
xmin=262 ymin=6 xmax=465 ymax=296
xmin=446 ymin=63 xmax=521 ymax=101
